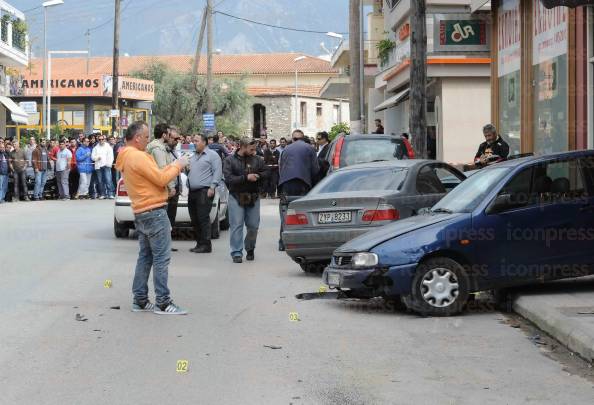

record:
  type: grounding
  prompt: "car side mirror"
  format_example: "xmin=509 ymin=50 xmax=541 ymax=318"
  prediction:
xmin=487 ymin=193 xmax=512 ymax=214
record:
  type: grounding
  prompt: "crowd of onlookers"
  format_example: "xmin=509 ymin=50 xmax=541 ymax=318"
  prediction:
xmin=0 ymin=128 xmax=332 ymax=204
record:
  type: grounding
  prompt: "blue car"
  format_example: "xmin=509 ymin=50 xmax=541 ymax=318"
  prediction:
xmin=323 ymin=150 xmax=594 ymax=316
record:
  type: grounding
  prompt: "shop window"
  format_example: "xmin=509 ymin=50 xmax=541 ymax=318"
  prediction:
xmin=531 ymin=0 xmax=568 ymax=155
xmin=94 ymin=109 xmax=110 ymax=128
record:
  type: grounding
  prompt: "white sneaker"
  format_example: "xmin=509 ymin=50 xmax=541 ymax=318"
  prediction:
xmin=154 ymin=302 xmax=188 ymax=315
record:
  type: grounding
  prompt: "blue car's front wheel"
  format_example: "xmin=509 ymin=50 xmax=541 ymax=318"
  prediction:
xmin=402 ymin=257 xmax=469 ymax=316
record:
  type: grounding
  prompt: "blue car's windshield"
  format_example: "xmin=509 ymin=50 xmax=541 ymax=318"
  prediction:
xmin=432 ymin=167 xmax=509 ymax=213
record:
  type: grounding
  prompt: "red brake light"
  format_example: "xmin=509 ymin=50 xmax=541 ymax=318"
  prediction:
xmin=332 ymin=136 xmax=345 ymax=169
xmin=362 ymin=207 xmax=399 ymax=222
xmin=285 ymin=209 xmax=308 ymax=225
xmin=402 ymin=138 xmax=415 ymax=159
xmin=117 ymin=179 xmax=128 ymax=197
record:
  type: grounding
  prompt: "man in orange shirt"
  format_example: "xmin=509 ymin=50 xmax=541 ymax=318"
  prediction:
xmin=115 ymin=121 xmax=189 ymax=315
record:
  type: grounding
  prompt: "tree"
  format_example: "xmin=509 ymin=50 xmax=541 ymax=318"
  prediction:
xmin=131 ymin=61 xmax=251 ymax=135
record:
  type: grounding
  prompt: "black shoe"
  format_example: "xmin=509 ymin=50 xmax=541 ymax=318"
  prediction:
xmin=278 ymin=241 xmax=285 ymax=252
xmin=232 ymin=256 xmax=243 ymax=263
xmin=246 ymin=250 xmax=255 ymax=261
xmin=190 ymin=245 xmax=212 ymax=253
xmin=171 ymin=248 xmax=178 ymax=252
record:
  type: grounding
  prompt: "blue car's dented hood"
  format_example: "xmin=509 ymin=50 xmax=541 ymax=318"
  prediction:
xmin=335 ymin=213 xmax=465 ymax=253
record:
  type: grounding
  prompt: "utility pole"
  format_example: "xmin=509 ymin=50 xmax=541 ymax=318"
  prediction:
xmin=409 ymin=0 xmax=427 ymax=158
xmin=348 ymin=0 xmax=362 ymax=134
xmin=85 ymin=29 xmax=91 ymax=75
xmin=111 ymin=0 xmax=121 ymax=136
xmin=206 ymin=0 xmax=214 ymax=114
xmin=191 ymin=6 xmax=207 ymax=77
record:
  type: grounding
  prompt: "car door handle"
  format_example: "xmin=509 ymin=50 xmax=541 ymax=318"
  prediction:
xmin=579 ymin=204 xmax=594 ymax=213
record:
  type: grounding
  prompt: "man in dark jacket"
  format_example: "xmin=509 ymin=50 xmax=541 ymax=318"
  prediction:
xmin=223 ymin=137 xmax=268 ymax=263
xmin=9 ymin=141 xmax=28 ymax=201
xmin=208 ymin=133 xmax=230 ymax=161
xmin=0 ymin=140 xmax=10 ymax=203
xmin=263 ymin=139 xmax=280 ymax=198
xmin=315 ymin=131 xmax=331 ymax=184
xmin=277 ymin=129 xmax=319 ymax=251
xmin=474 ymin=124 xmax=510 ymax=167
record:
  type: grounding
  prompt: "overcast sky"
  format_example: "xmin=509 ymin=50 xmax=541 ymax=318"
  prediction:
xmin=14 ymin=0 xmax=352 ymax=58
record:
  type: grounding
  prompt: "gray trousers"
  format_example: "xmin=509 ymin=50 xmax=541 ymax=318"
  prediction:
xmin=56 ymin=169 xmax=70 ymax=199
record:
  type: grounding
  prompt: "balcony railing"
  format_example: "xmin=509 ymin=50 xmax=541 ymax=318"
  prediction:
xmin=12 ymin=29 xmax=25 ymax=51
xmin=1 ymin=18 xmax=7 ymax=43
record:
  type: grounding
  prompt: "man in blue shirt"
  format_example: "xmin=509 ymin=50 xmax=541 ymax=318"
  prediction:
xmin=187 ymin=134 xmax=223 ymax=253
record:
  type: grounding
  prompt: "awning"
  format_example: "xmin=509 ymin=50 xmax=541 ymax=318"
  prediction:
xmin=0 ymin=96 xmax=28 ymax=124
xmin=374 ymin=88 xmax=409 ymax=112
xmin=470 ymin=0 xmax=491 ymax=12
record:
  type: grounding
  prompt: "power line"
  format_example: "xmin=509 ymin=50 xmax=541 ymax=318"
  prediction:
xmin=89 ymin=0 xmax=133 ymax=32
xmin=213 ymin=10 xmax=348 ymax=35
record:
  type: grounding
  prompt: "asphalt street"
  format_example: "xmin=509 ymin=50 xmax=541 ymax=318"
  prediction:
xmin=1 ymin=199 xmax=593 ymax=405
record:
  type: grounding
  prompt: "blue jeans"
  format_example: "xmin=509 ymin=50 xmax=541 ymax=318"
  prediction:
xmin=228 ymin=194 xmax=260 ymax=258
xmin=34 ymin=170 xmax=48 ymax=199
xmin=0 ymin=174 xmax=8 ymax=202
xmin=89 ymin=170 xmax=98 ymax=198
xmin=96 ymin=166 xmax=113 ymax=197
xmin=132 ymin=208 xmax=172 ymax=307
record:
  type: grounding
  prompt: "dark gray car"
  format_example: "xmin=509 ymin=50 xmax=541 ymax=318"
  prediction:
xmin=281 ymin=160 xmax=465 ymax=272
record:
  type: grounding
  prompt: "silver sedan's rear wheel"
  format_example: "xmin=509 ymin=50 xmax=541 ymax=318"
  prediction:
xmin=402 ymin=257 xmax=469 ymax=316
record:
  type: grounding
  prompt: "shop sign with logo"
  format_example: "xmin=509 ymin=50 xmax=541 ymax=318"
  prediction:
xmin=532 ymin=0 xmax=568 ymax=65
xmin=498 ymin=0 xmax=522 ymax=77
xmin=433 ymin=14 xmax=490 ymax=52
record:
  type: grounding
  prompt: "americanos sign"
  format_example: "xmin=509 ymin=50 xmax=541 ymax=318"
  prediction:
xmin=9 ymin=74 xmax=154 ymax=101
xmin=532 ymin=0 xmax=568 ymax=65
xmin=498 ymin=0 xmax=521 ymax=77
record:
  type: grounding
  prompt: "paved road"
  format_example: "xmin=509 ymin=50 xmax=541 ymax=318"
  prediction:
xmin=1 ymin=199 xmax=593 ymax=404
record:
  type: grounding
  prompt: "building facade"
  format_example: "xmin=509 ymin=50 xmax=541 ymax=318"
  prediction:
xmin=373 ymin=0 xmax=492 ymax=163
xmin=10 ymin=53 xmax=347 ymax=141
xmin=0 ymin=0 xmax=28 ymax=138
xmin=485 ymin=0 xmax=590 ymax=154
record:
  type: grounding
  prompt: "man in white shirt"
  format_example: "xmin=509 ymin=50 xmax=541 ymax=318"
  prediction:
xmin=55 ymin=139 xmax=73 ymax=201
xmin=92 ymin=134 xmax=115 ymax=199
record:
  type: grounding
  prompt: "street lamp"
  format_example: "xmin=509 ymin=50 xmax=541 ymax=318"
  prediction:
xmin=326 ymin=32 xmax=344 ymax=40
xmin=42 ymin=0 xmax=64 ymax=139
xmin=293 ymin=55 xmax=306 ymax=129
xmin=46 ymin=50 xmax=88 ymax=140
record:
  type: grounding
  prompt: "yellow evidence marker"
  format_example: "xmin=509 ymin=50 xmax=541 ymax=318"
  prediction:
xmin=318 ymin=286 xmax=327 ymax=293
xmin=289 ymin=312 xmax=300 ymax=322
xmin=104 ymin=279 xmax=113 ymax=288
xmin=176 ymin=360 xmax=189 ymax=373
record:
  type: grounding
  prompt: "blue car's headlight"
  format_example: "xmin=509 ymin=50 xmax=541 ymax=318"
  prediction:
xmin=352 ymin=252 xmax=378 ymax=268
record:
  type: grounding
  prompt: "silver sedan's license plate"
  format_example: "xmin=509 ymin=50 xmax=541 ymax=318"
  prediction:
xmin=327 ymin=272 xmax=341 ymax=287
xmin=318 ymin=211 xmax=352 ymax=224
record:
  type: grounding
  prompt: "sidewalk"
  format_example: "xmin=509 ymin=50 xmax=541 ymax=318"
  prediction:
xmin=512 ymin=276 xmax=594 ymax=363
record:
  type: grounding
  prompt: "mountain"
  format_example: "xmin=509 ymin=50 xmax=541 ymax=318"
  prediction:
xmin=19 ymin=0 xmax=350 ymax=58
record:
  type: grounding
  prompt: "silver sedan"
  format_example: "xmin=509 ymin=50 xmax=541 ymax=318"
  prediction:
xmin=281 ymin=160 xmax=465 ymax=272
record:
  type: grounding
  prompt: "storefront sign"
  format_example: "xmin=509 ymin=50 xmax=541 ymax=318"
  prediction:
xmin=433 ymin=14 xmax=490 ymax=52
xmin=109 ymin=109 xmax=120 ymax=118
xmin=532 ymin=0 xmax=568 ymax=65
xmin=439 ymin=20 xmax=486 ymax=46
xmin=498 ymin=0 xmax=521 ymax=77
xmin=203 ymin=113 xmax=215 ymax=130
xmin=9 ymin=74 xmax=154 ymax=101
xmin=392 ymin=20 xmax=411 ymax=69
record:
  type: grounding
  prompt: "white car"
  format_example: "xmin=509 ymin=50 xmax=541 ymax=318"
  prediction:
xmin=114 ymin=172 xmax=229 ymax=238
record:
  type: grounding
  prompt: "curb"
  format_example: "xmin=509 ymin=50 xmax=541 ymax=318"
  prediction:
xmin=514 ymin=295 xmax=594 ymax=363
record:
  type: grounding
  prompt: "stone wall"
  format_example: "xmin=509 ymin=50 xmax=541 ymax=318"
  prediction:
xmin=249 ymin=96 xmax=293 ymax=140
